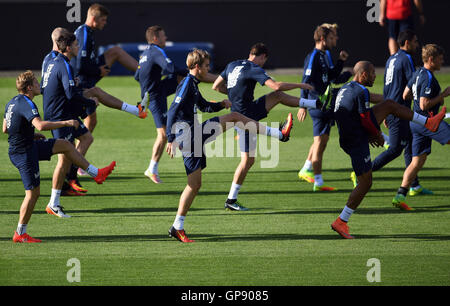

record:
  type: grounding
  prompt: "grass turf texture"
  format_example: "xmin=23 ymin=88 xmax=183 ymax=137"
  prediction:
xmin=0 ymin=73 xmax=449 ymax=286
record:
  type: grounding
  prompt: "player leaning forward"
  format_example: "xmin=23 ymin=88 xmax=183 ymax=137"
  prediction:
xmin=165 ymin=49 xmax=294 ymax=242
xmin=3 ymin=71 xmax=116 ymax=243
xmin=331 ymin=61 xmax=445 ymax=239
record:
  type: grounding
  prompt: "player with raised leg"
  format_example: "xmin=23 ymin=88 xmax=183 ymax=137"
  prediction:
xmin=4 ymin=71 xmax=115 ymax=242
xmin=212 ymin=43 xmax=318 ymax=211
xmin=331 ymin=61 xmax=445 ymax=239
xmin=392 ymin=44 xmax=450 ymax=210
xmin=166 ymin=49 xmax=293 ymax=242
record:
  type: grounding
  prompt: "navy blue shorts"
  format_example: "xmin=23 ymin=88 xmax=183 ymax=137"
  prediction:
xmin=177 ymin=117 xmax=221 ymax=175
xmin=148 ymin=76 xmax=179 ymax=129
xmin=385 ymin=114 xmax=411 ymax=149
xmin=341 ymin=140 xmax=372 ymax=177
xmin=410 ymin=120 xmax=450 ymax=156
xmin=79 ymin=54 xmax=106 ymax=89
xmin=9 ymin=139 xmax=56 ymax=190
xmin=309 ymin=108 xmax=332 ymax=137
xmin=51 ymin=118 xmax=89 ymax=143
xmin=233 ymin=95 xmax=267 ymax=153
xmin=386 ymin=16 xmax=414 ymax=39
xmin=242 ymin=96 xmax=268 ymax=121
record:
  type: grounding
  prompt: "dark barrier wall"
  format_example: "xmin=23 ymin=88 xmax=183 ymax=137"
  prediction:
xmin=1 ymin=0 xmax=449 ymax=72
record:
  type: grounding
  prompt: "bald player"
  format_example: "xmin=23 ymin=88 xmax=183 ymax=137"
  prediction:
xmin=40 ymin=27 xmax=146 ymax=196
xmin=330 ymin=60 xmax=446 ymax=239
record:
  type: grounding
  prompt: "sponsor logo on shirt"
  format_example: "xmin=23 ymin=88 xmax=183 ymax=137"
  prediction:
xmin=227 ymin=65 xmax=244 ymax=89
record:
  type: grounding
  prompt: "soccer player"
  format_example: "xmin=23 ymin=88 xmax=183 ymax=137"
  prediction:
xmin=331 ymin=61 xmax=445 ymax=239
xmin=135 ymin=25 xmax=187 ymax=184
xmin=212 ymin=42 xmax=317 ymax=211
xmin=41 ymin=32 xmax=116 ymax=217
xmin=137 ymin=25 xmax=219 ymax=184
xmin=352 ymin=30 xmax=429 ymax=195
xmin=392 ymin=44 xmax=450 ymax=210
xmin=3 ymin=71 xmax=115 ymax=242
xmin=379 ymin=0 xmax=425 ymax=55
xmin=166 ymin=49 xmax=293 ymax=242
xmin=297 ymin=24 xmax=351 ymax=191
xmin=43 ymin=28 xmax=145 ymax=195
xmin=72 ymin=3 xmax=139 ymax=132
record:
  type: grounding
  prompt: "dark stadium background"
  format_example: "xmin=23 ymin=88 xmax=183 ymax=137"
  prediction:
xmin=1 ymin=0 xmax=448 ymax=72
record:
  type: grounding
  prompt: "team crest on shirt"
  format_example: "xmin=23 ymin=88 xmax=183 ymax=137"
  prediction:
xmin=425 ymin=87 xmax=431 ymax=95
xmin=81 ymin=50 xmax=87 ymax=57
xmin=32 ymin=109 xmax=38 ymax=115
xmin=139 ymin=55 xmax=148 ymax=64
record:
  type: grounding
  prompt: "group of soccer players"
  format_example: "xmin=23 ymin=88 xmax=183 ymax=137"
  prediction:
xmin=3 ymin=3 xmax=449 ymax=243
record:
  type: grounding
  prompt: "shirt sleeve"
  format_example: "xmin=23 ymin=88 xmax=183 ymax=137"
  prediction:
xmin=60 ymin=64 xmax=96 ymax=110
xmin=166 ymin=79 xmax=190 ymax=143
xmin=301 ymin=54 xmax=315 ymax=99
xmin=22 ymin=100 xmax=41 ymax=122
xmin=250 ymin=65 xmax=271 ymax=86
xmin=74 ymin=28 xmax=101 ymax=77
xmin=196 ymin=96 xmax=224 ymax=113
xmin=418 ymin=72 xmax=434 ymax=99
xmin=155 ymin=49 xmax=175 ymax=76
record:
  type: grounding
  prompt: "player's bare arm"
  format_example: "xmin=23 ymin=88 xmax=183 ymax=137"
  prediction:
xmin=420 ymin=86 xmax=450 ymax=110
xmin=264 ymin=78 xmax=314 ymax=92
xmin=31 ymin=117 xmax=80 ymax=131
xmin=212 ymin=75 xmax=228 ymax=94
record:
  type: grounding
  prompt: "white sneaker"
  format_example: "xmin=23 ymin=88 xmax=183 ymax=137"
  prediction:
xmin=144 ymin=169 xmax=162 ymax=184
xmin=46 ymin=205 xmax=71 ymax=218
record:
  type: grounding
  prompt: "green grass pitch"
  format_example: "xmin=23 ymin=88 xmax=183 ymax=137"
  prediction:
xmin=0 ymin=72 xmax=449 ymax=286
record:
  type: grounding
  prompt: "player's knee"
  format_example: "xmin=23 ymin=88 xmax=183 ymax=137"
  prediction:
xmin=189 ymin=180 xmax=202 ymax=191
xmin=55 ymin=139 xmax=72 ymax=153
xmin=242 ymin=156 xmax=255 ymax=168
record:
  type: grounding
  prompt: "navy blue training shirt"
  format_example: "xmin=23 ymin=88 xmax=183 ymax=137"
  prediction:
xmin=166 ymin=74 xmax=224 ymax=143
xmin=72 ymin=24 xmax=101 ymax=86
xmin=134 ymin=44 xmax=175 ymax=100
xmin=383 ymin=49 xmax=416 ymax=107
xmin=333 ymin=81 xmax=372 ymax=147
xmin=408 ymin=67 xmax=441 ymax=117
xmin=41 ymin=50 xmax=59 ymax=89
xmin=41 ymin=53 xmax=96 ymax=121
xmin=4 ymin=94 xmax=41 ymax=154
xmin=301 ymin=48 xmax=346 ymax=99
xmin=219 ymin=59 xmax=271 ymax=117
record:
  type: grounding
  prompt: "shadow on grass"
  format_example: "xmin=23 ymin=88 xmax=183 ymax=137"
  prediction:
xmin=1 ymin=205 xmax=449 ymax=217
xmin=1 ymin=232 xmax=449 ymax=243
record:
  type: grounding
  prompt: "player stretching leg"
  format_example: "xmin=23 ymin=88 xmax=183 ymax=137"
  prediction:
xmin=213 ymin=43 xmax=318 ymax=211
xmin=392 ymin=44 xmax=450 ymax=210
xmin=4 ymin=71 xmax=115 ymax=242
xmin=297 ymin=24 xmax=352 ymax=191
xmin=166 ymin=49 xmax=293 ymax=242
xmin=331 ymin=61 xmax=445 ymax=239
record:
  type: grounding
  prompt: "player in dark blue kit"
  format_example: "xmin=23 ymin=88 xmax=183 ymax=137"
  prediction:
xmin=135 ymin=25 xmax=185 ymax=184
xmin=352 ymin=30 xmax=430 ymax=196
xmin=43 ymin=28 xmax=143 ymax=196
xmin=166 ymin=49 xmax=293 ymax=242
xmin=72 ymin=3 xmax=139 ymax=132
xmin=3 ymin=71 xmax=115 ymax=242
xmin=297 ymin=24 xmax=352 ymax=191
xmin=42 ymin=32 xmax=116 ymax=217
xmin=212 ymin=43 xmax=316 ymax=211
xmin=392 ymin=44 xmax=450 ymax=210
xmin=330 ymin=61 xmax=445 ymax=239
xmin=137 ymin=25 xmax=218 ymax=184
